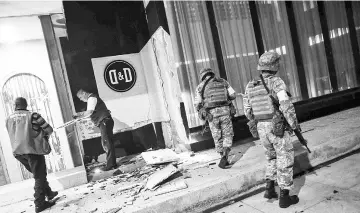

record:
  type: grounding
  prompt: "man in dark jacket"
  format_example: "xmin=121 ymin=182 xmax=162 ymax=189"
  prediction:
xmin=6 ymin=97 xmax=58 ymax=212
xmin=74 ymin=89 xmax=117 ymax=171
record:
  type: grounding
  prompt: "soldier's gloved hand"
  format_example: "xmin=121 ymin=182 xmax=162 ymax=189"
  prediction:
xmin=229 ymin=103 xmax=236 ymax=118
xmin=296 ymin=125 xmax=302 ymax=132
xmin=198 ymin=108 xmax=207 ymax=121
xmin=201 ymin=110 xmax=207 ymax=118
xmin=205 ymin=113 xmax=213 ymax=122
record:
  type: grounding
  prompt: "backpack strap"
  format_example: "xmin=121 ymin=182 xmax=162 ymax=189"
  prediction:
xmin=200 ymin=76 xmax=214 ymax=99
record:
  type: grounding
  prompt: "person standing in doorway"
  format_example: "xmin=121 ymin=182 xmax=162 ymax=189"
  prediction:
xmin=194 ymin=68 xmax=237 ymax=169
xmin=243 ymin=52 xmax=300 ymax=208
xmin=6 ymin=97 xmax=58 ymax=212
xmin=74 ymin=89 xmax=117 ymax=171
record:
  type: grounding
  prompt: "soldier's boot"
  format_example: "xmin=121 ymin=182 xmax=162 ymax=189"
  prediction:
xmin=263 ymin=180 xmax=278 ymax=199
xmin=218 ymin=147 xmax=230 ymax=169
xmin=279 ymin=189 xmax=299 ymax=208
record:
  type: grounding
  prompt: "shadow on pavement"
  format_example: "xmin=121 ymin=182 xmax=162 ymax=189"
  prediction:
xmin=227 ymin=138 xmax=258 ymax=168
xmin=293 ymin=149 xmax=314 ymax=196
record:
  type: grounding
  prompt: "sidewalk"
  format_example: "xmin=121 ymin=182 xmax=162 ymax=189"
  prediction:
xmin=211 ymin=150 xmax=360 ymax=213
xmin=1 ymin=106 xmax=360 ymax=213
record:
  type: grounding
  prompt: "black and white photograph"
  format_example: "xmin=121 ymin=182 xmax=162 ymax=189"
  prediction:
xmin=0 ymin=0 xmax=360 ymax=212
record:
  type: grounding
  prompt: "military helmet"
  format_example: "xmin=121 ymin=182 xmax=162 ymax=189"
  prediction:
xmin=14 ymin=97 xmax=27 ymax=110
xmin=257 ymin=51 xmax=280 ymax=72
xmin=199 ymin=68 xmax=214 ymax=80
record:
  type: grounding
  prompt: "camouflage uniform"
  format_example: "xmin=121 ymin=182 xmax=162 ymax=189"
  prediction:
xmin=243 ymin=52 xmax=299 ymax=190
xmin=194 ymin=68 xmax=236 ymax=158
xmin=208 ymin=106 xmax=233 ymax=152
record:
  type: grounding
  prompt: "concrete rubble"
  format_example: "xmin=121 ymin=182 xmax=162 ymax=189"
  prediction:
xmin=141 ymin=149 xmax=179 ymax=165
xmin=146 ymin=164 xmax=179 ymax=190
xmin=154 ymin=180 xmax=188 ymax=196
xmin=58 ymin=150 xmax=199 ymax=212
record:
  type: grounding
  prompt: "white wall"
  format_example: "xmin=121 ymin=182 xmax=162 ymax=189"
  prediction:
xmin=0 ymin=16 xmax=74 ymax=183
xmin=140 ymin=27 xmax=189 ymax=148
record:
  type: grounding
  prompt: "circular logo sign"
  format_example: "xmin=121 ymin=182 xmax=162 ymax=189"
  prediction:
xmin=104 ymin=60 xmax=137 ymax=92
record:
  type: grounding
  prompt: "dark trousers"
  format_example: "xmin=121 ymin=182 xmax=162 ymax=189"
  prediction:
xmin=99 ymin=117 xmax=116 ymax=169
xmin=15 ymin=154 xmax=51 ymax=206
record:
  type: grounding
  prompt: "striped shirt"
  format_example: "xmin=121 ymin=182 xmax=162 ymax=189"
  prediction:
xmin=31 ymin=112 xmax=53 ymax=135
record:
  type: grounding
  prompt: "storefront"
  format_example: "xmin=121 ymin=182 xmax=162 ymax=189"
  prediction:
xmin=164 ymin=1 xmax=360 ymax=150
xmin=166 ymin=1 xmax=360 ymax=128
xmin=0 ymin=0 xmax=359 ymax=186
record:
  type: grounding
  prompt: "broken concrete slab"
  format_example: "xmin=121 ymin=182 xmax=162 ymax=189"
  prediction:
xmin=141 ymin=149 xmax=179 ymax=165
xmin=146 ymin=164 xmax=179 ymax=190
xmin=155 ymin=180 xmax=188 ymax=196
xmin=117 ymin=183 xmax=142 ymax=193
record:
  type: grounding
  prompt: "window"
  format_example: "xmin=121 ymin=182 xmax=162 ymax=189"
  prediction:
xmin=353 ymin=2 xmax=360 ymax=51
xmin=324 ymin=1 xmax=358 ymax=90
xmin=256 ymin=1 xmax=302 ymax=101
xmin=293 ymin=1 xmax=331 ymax=97
xmin=213 ymin=1 xmax=258 ymax=115
xmin=166 ymin=1 xmax=220 ymax=127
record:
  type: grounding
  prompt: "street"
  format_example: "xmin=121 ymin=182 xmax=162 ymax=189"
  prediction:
xmin=207 ymin=151 xmax=360 ymax=213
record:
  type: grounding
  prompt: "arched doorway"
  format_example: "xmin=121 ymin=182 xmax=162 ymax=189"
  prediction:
xmin=2 ymin=73 xmax=65 ymax=180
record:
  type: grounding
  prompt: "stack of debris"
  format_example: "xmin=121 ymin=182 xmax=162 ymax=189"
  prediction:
xmin=58 ymin=148 xmax=231 ymax=212
xmin=112 ymin=149 xmax=190 ymax=206
xmin=75 ymin=148 xmax=205 ymax=212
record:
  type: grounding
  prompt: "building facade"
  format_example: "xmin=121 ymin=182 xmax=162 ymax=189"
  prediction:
xmin=0 ymin=1 xmax=359 ymax=187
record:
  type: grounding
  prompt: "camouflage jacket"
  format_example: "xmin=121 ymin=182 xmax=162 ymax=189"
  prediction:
xmin=243 ymin=73 xmax=299 ymax=129
xmin=194 ymin=76 xmax=236 ymax=112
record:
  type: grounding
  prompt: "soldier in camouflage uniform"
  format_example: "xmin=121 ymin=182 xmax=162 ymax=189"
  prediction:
xmin=194 ymin=68 xmax=236 ymax=169
xmin=243 ymin=52 xmax=300 ymax=208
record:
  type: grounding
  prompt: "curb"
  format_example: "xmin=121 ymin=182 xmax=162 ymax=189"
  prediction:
xmin=132 ymin=132 xmax=360 ymax=213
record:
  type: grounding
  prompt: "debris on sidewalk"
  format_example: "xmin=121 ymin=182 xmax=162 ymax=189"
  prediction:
xmin=89 ymin=208 xmax=98 ymax=213
xmin=146 ymin=164 xmax=179 ymax=190
xmin=125 ymin=201 xmax=133 ymax=205
xmin=104 ymin=207 xmax=122 ymax=213
xmin=155 ymin=180 xmax=188 ymax=196
xmin=192 ymin=164 xmax=209 ymax=170
xmin=182 ymin=171 xmax=192 ymax=179
xmin=191 ymin=160 xmax=218 ymax=170
xmin=117 ymin=183 xmax=142 ymax=193
xmin=113 ymin=169 xmax=123 ymax=176
xmin=141 ymin=149 xmax=179 ymax=165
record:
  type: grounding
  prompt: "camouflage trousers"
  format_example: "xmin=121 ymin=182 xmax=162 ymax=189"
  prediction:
xmin=257 ymin=121 xmax=294 ymax=190
xmin=208 ymin=106 xmax=234 ymax=153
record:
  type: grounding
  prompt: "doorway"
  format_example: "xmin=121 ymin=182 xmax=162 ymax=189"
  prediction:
xmin=2 ymin=73 xmax=66 ymax=180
